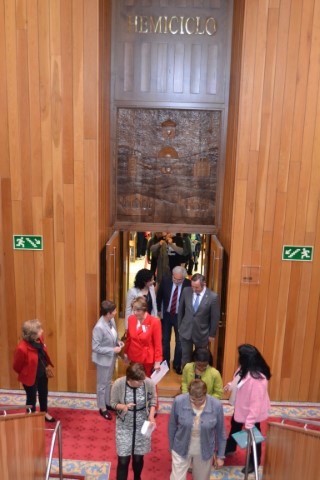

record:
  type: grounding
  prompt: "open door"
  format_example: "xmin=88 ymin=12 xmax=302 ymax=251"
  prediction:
xmin=206 ymin=235 xmax=224 ymax=369
xmin=105 ymin=231 xmax=121 ymax=311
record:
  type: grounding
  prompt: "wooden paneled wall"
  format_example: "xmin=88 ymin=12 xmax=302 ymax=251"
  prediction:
xmin=221 ymin=0 xmax=320 ymax=401
xmin=263 ymin=422 xmax=320 ymax=479
xmin=0 ymin=0 xmax=111 ymax=393
xmin=0 ymin=413 xmax=46 ymax=480
xmin=1 ymin=1 xmax=320 ymax=402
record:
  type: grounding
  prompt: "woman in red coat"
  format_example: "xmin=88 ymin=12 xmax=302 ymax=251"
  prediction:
xmin=13 ymin=319 xmax=55 ymax=422
xmin=124 ymin=297 xmax=162 ymax=377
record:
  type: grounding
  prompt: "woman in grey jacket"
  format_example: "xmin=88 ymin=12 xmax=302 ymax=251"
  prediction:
xmin=92 ymin=300 xmax=124 ymax=420
xmin=168 ymin=379 xmax=226 ymax=480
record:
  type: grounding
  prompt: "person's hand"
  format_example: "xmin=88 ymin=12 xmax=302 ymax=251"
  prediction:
xmin=114 ymin=346 xmax=122 ymax=353
xmin=122 ymin=402 xmax=135 ymax=413
xmin=215 ymin=458 xmax=224 ymax=469
xmin=148 ymin=415 xmax=156 ymax=425
xmin=123 ymin=354 xmax=129 ymax=364
xmin=153 ymin=361 xmax=161 ymax=371
xmin=208 ymin=336 xmax=215 ymax=343
xmin=223 ymin=382 xmax=231 ymax=392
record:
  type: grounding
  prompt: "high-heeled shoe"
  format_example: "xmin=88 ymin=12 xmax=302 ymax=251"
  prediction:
xmin=99 ymin=409 xmax=112 ymax=420
xmin=45 ymin=414 xmax=56 ymax=423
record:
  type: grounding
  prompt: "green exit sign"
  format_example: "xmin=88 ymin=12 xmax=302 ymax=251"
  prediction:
xmin=13 ymin=235 xmax=43 ymax=250
xmin=282 ymin=245 xmax=313 ymax=261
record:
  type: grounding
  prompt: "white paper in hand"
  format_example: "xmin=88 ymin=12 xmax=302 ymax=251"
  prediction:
xmin=141 ymin=420 xmax=156 ymax=437
xmin=150 ymin=360 xmax=169 ymax=385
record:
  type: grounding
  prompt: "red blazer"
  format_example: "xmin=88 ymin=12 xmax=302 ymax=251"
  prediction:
xmin=13 ymin=337 xmax=53 ymax=386
xmin=125 ymin=313 xmax=162 ymax=365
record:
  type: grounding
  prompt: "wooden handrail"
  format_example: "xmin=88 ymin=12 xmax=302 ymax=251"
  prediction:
xmin=263 ymin=422 xmax=320 ymax=479
xmin=281 ymin=414 xmax=320 ymax=428
xmin=1 ymin=404 xmax=33 ymax=414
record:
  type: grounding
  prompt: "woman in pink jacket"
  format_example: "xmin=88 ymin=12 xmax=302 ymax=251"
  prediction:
xmin=224 ymin=344 xmax=271 ymax=474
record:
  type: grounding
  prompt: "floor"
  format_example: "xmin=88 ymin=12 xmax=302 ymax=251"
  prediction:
xmin=2 ymin=389 xmax=320 ymax=480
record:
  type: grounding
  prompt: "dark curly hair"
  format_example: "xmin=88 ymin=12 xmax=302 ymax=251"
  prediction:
xmin=134 ymin=268 xmax=154 ymax=289
xmin=238 ymin=344 xmax=271 ymax=380
xmin=192 ymin=347 xmax=213 ymax=366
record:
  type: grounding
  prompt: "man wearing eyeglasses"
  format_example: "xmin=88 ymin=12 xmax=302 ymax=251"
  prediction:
xmin=156 ymin=266 xmax=191 ymax=374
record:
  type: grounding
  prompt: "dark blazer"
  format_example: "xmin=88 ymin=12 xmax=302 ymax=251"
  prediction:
xmin=178 ymin=287 xmax=220 ymax=343
xmin=156 ymin=274 xmax=191 ymax=315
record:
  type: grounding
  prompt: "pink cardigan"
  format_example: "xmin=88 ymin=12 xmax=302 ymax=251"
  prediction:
xmin=234 ymin=373 xmax=270 ymax=429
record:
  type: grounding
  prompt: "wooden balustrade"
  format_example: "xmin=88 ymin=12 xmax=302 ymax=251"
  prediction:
xmin=0 ymin=412 xmax=46 ymax=480
xmin=263 ymin=422 xmax=320 ymax=479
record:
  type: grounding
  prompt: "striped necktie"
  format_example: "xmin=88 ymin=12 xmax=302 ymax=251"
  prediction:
xmin=170 ymin=285 xmax=179 ymax=316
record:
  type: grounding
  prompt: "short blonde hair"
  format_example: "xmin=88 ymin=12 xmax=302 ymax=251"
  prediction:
xmin=22 ymin=319 xmax=42 ymax=342
xmin=131 ymin=296 xmax=148 ymax=312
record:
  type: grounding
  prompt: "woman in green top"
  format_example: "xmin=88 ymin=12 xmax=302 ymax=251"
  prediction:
xmin=181 ymin=348 xmax=223 ymax=399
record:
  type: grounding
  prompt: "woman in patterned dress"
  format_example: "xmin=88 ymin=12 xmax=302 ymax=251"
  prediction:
xmin=110 ymin=363 xmax=157 ymax=480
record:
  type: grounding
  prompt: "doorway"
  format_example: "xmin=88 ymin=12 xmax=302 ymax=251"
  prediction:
xmin=104 ymin=229 xmax=226 ymax=395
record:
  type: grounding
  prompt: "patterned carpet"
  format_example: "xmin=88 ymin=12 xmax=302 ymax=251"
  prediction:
xmin=1 ymin=389 xmax=320 ymax=479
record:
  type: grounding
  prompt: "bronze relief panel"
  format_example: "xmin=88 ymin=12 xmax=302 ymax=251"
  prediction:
xmin=116 ymin=108 xmax=220 ymax=226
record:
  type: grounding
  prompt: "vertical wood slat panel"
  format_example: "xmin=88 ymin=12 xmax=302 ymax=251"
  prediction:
xmin=73 ymin=0 xmax=88 ymax=391
xmin=206 ymin=44 xmax=218 ymax=94
xmin=141 ymin=42 xmax=151 ymax=92
xmin=63 ymin=184 xmax=77 ymax=391
xmin=0 ymin=0 xmax=9 ymax=177
xmin=27 ymin=1 xmax=42 ymax=197
xmin=60 ymin=0 xmax=74 ymax=184
xmin=263 ymin=0 xmax=291 ymax=231
xmin=32 ymin=197 xmax=46 ymax=323
xmin=17 ymin=30 xmax=33 ymax=232
xmin=84 ymin=0 xmax=98 ymax=139
xmin=190 ymin=44 xmax=201 ymax=94
xmin=124 ymin=42 xmax=134 ymax=92
xmin=5 ymin=0 xmax=22 ymax=201
xmin=84 ymin=139 xmax=98 ymax=274
xmin=38 ymin=0 xmax=53 ymax=218
xmin=173 ymin=43 xmax=185 ymax=93
xmin=0 ymin=179 xmax=17 ymax=386
xmin=157 ymin=43 xmax=168 ymax=92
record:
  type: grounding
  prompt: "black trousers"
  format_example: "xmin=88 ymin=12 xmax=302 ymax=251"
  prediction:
xmin=226 ymin=414 xmax=262 ymax=465
xmin=23 ymin=372 xmax=48 ymax=412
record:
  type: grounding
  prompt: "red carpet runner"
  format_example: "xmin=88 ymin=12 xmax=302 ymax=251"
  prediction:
xmin=46 ymin=407 xmax=270 ymax=479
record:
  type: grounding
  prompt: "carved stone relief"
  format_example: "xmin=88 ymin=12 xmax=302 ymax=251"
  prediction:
xmin=116 ymin=108 xmax=220 ymax=226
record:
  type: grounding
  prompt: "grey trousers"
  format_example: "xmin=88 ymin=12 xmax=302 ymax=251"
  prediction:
xmin=96 ymin=360 xmax=115 ymax=409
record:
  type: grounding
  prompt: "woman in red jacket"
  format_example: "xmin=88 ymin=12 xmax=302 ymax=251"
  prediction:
xmin=124 ymin=297 xmax=162 ymax=377
xmin=13 ymin=319 xmax=55 ymax=422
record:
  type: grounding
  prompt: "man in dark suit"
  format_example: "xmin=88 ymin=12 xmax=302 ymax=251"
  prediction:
xmin=156 ymin=266 xmax=191 ymax=374
xmin=178 ymin=273 xmax=220 ymax=368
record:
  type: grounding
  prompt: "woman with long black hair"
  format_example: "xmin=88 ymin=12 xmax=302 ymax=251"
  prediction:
xmin=224 ymin=344 xmax=271 ymax=474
